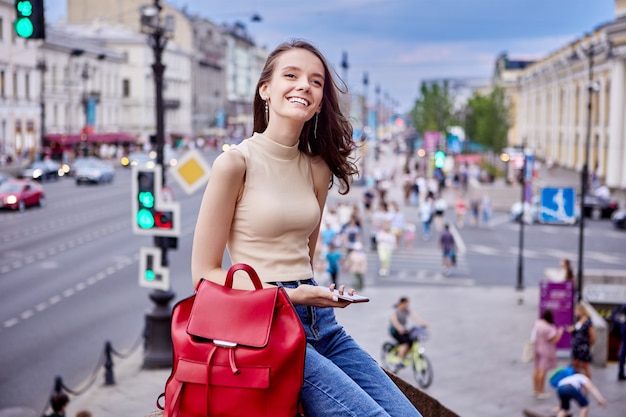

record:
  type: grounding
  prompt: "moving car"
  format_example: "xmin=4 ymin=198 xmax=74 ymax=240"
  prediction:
xmin=611 ymin=210 xmax=626 ymax=229
xmin=0 ymin=179 xmax=46 ymax=212
xmin=19 ymin=160 xmax=62 ymax=181
xmin=121 ymin=149 xmax=178 ymax=168
xmin=75 ymin=159 xmax=115 ymax=185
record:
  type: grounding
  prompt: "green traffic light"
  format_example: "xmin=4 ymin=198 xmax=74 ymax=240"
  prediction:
xmin=138 ymin=191 xmax=155 ymax=208
xmin=17 ymin=0 xmax=33 ymax=16
xmin=137 ymin=208 xmax=155 ymax=229
xmin=14 ymin=17 xmax=34 ymax=38
xmin=145 ymin=270 xmax=155 ymax=281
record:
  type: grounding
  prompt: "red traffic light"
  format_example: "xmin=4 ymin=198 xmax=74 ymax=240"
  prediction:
xmin=154 ymin=211 xmax=173 ymax=229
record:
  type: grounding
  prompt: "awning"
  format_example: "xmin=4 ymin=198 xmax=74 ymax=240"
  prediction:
xmin=45 ymin=133 xmax=137 ymax=144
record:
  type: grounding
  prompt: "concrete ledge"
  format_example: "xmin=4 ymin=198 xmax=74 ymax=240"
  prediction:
xmin=142 ymin=370 xmax=460 ymax=417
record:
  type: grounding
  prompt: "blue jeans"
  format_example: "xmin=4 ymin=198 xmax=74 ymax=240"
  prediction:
xmin=279 ymin=279 xmax=422 ymax=417
xmin=557 ymin=384 xmax=589 ymax=410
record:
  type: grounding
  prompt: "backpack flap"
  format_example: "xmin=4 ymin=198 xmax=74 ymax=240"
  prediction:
xmin=187 ymin=279 xmax=278 ymax=348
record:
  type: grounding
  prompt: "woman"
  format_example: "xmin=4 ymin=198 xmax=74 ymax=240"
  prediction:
xmin=568 ymin=303 xmax=595 ymax=378
xmin=532 ymin=309 xmax=564 ymax=399
xmin=191 ymin=39 xmax=421 ymax=417
xmin=560 ymin=258 xmax=574 ymax=281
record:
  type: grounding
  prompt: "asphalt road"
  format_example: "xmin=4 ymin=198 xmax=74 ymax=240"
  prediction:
xmin=0 ymin=157 xmax=210 ymax=413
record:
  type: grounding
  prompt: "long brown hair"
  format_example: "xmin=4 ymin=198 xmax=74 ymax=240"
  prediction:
xmin=253 ymin=39 xmax=358 ymax=194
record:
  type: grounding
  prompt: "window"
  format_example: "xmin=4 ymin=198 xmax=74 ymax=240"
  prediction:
xmin=122 ymin=78 xmax=130 ymax=98
xmin=13 ymin=72 xmax=17 ymax=99
xmin=0 ymin=17 xmax=4 ymax=42
xmin=25 ymin=73 xmax=30 ymax=99
xmin=0 ymin=70 xmax=4 ymax=97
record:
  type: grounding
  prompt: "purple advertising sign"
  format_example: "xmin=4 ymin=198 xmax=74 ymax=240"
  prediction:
xmin=423 ymin=131 xmax=440 ymax=152
xmin=539 ymin=279 xmax=574 ymax=349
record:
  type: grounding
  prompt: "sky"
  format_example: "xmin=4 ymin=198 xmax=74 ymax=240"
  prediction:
xmin=45 ymin=0 xmax=617 ymax=113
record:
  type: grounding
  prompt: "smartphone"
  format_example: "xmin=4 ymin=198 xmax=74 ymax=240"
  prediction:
xmin=328 ymin=288 xmax=370 ymax=303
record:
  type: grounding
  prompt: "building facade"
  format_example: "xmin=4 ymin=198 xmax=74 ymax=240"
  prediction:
xmin=0 ymin=0 xmax=40 ymax=163
xmin=512 ymin=1 xmax=626 ymax=190
xmin=222 ymin=22 xmax=266 ymax=139
xmin=39 ymin=26 xmax=129 ymax=158
xmin=66 ymin=0 xmax=194 ymax=145
xmin=188 ymin=15 xmax=227 ymax=138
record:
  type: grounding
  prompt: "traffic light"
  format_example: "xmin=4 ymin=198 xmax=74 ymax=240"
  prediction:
xmin=138 ymin=247 xmax=170 ymax=290
xmin=14 ymin=0 xmax=45 ymax=39
xmin=131 ymin=165 xmax=180 ymax=237
xmin=434 ymin=150 xmax=445 ymax=169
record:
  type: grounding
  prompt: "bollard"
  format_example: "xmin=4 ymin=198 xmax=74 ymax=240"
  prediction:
xmin=54 ymin=375 xmax=63 ymax=393
xmin=143 ymin=289 xmax=175 ymax=368
xmin=104 ymin=340 xmax=115 ymax=385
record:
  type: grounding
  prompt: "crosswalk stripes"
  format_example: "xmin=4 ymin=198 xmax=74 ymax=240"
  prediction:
xmin=364 ymin=246 xmax=474 ymax=286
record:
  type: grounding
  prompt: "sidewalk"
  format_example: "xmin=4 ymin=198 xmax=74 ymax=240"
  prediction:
xmin=56 ymin=285 xmax=623 ymax=417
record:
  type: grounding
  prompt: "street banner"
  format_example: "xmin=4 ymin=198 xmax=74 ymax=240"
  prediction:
xmin=539 ymin=279 xmax=574 ymax=349
xmin=424 ymin=131 xmax=440 ymax=152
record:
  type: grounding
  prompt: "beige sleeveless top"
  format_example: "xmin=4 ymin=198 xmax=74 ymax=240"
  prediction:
xmin=227 ymin=133 xmax=320 ymax=282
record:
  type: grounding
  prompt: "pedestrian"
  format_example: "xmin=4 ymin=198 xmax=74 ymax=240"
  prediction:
xmin=610 ymin=303 xmax=626 ymax=380
xmin=469 ymin=197 xmax=480 ymax=227
xmin=376 ymin=222 xmax=396 ymax=276
xmin=439 ymin=224 xmax=456 ymax=276
xmin=560 ymin=258 xmax=575 ymax=281
xmin=433 ymin=194 xmax=447 ymax=232
xmin=455 ymin=195 xmax=466 ymax=228
xmin=344 ymin=240 xmax=367 ymax=290
xmin=567 ymin=303 xmax=596 ymax=378
xmin=389 ymin=201 xmax=405 ymax=245
xmin=325 ymin=241 xmax=343 ymax=286
xmin=480 ymin=194 xmax=492 ymax=227
xmin=532 ymin=309 xmax=564 ymax=399
xmin=554 ymin=372 xmax=606 ymax=417
xmin=45 ymin=392 xmax=70 ymax=417
xmin=190 ymin=39 xmax=422 ymax=416
xmin=419 ymin=195 xmax=433 ymax=240
xmin=403 ymin=222 xmax=416 ymax=249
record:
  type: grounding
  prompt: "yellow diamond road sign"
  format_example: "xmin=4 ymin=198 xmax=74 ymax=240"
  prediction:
xmin=170 ymin=149 xmax=211 ymax=195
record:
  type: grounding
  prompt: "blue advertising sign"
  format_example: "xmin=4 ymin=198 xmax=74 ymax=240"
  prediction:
xmin=540 ymin=187 xmax=576 ymax=224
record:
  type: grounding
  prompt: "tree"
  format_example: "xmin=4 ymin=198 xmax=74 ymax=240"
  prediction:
xmin=464 ymin=86 xmax=510 ymax=153
xmin=410 ymin=81 xmax=457 ymax=135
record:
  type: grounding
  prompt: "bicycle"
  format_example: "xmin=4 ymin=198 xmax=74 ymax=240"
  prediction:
xmin=380 ymin=327 xmax=434 ymax=389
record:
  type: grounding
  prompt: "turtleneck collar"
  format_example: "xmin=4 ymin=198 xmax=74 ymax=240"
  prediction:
xmin=251 ymin=132 xmax=300 ymax=160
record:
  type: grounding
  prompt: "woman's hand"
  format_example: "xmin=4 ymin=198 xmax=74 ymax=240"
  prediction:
xmin=284 ymin=283 xmax=355 ymax=308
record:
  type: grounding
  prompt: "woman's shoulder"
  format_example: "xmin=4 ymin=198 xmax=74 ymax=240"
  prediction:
xmin=211 ymin=149 xmax=246 ymax=178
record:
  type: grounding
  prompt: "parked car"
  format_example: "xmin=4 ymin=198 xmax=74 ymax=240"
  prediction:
xmin=75 ymin=159 xmax=115 ymax=184
xmin=579 ymin=194 xmax=619 ymax=220
xmin=0 ymin=179 xmax=46 ymax=212
xmin=19 ymin=160 xmax=62 ymax=181
xmin=611 ymin=210 xmax=626 ymax=229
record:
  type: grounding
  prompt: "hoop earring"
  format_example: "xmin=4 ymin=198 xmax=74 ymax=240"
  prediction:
xmin=314 ymin=113 xmax=319 ymax=139
xmin=264 ymin=101 xmax=269 ymax=124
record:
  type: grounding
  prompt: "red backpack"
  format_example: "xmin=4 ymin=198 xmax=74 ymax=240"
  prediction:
xmin=157 ymin=263 xmax=306 ymax=417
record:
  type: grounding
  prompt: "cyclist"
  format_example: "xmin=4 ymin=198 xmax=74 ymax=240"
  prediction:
xmin=389 ymin=297 xmax=429 ymax=371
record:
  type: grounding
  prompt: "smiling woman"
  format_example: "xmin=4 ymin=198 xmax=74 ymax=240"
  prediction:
xmin=190 ymin=39 xmax=423 ymax=416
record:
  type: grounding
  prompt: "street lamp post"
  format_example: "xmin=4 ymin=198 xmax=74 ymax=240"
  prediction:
xmin=516 ymin=139 xmax=527 ymax=295
xmin=572 ymin=37 xmax=610 ymax=303
xmin=140 ymin=0 xmax=175 ymax=368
